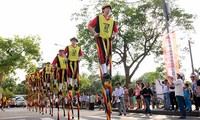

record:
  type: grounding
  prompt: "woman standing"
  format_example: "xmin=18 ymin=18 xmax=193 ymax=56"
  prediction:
xmin=124 ymin=86 xmax=129 ymax=110
xmin=135 ymin=83 xmax=141 ymax=110
xmin=140 ymin=82 xmax=146 ymax=111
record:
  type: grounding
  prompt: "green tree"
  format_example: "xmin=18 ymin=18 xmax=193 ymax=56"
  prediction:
xmin=80 ymin=76 xmax=90 ymax=94
xmin=111 ymin=73 xmax=125 ymax=87
xmin=0 ymin=35 xmax=42 ymax=81
xmin=15 ymin=80 xmax=28 ymax=95
xmin=3 ymin=88 xmax=15 ymax=98
xmin=72 ymin=0 xmax=195 ymax=85
xmin=1 ymin=76 xmax=17 ymax=93
xmin=138 ymin=66 xmax=166 ymax=83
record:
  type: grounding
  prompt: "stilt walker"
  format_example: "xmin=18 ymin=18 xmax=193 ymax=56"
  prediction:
xmin=63 ymin=37 xmax=83 ymax=120
xmin=43 ymin=62 xmax=53 ymax=114
xmin=76 ymin=64 xmax=81 ymax=120
xmin=88 ymin=3 xmax=118 ymax=120
xmin=52 ymin=49 xmax=68 ymax=120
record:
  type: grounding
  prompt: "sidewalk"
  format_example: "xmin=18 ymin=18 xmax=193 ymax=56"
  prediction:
xmin=112 ymin=108 xmax=200 ymax=117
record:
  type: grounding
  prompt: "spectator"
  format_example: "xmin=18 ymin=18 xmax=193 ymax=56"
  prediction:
xmin=169 ymin=73 xmax=186 ymax=119
xmin=89 ymin=94 xmax=95 ymax=110
xmin=55 ymin=97 xmax=58 ymax=108
xmin=81 ymin=93 xmax=86 ymax=109
xmin=124 ymin=86 xmax=129 ymax=110
xmin=141 ymin=82 xmax=153 ymax=115
xmin=100 ymin=95 xmax=105 ymax=111
xmin=115 ymin=82 xmax=126 ymax=116
xmin=168 ymin=76 xmax=178 ymax=111
xmin=128 ymin=84 xmax=135 ymax=109
xmin=73 ymin=96 xmax=77 ymax=106
xmin=191 ymin=74 xmax=199 ymax=111
xmin=86 ymin=94 xmax=89 ymax=110
xmin=64 ymin=97 xmax=68 ymax=109
xmin=150 ymin=82 xmax=156 ymax=109
xmin=135 ymin=83 xmax=141 ymax=110
xmin=111 ymin=89 xmax=117 ymax=108
xmin=196 ymin=74 xmax=200 ymax=109
xmin=140 ymin=82 xmax=146 ymax=111
xmin=158 ymin=79 xmax=170 ymax=110
xmin=183 ymin=83 xmax=192 ymax=112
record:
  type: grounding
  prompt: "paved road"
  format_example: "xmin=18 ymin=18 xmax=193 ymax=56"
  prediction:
xmin=0 ymin=108 xmax=199 ymax=120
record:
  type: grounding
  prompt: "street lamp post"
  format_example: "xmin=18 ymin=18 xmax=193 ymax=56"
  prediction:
xmin=188 ymin=40 xmax=194 ymax=74
xmin=162 ymin=0 xmax=176 ymax=78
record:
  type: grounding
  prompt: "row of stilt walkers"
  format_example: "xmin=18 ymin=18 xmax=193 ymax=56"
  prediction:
xmin=26 ymin=32 xmax=114 ymax=120
xmin=26 ymin=37 xmax=82 ymax=120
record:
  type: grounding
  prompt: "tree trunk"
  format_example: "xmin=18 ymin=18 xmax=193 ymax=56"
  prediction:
xmin=124 ymin=66 xmax=131 ymax=86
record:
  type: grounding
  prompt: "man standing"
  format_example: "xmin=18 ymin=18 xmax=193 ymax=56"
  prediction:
xmin=115 ymin=82 xmax=126 ymax=116
xmin=158 ymin=79 xmax=170 ymax=110
xmin=150 ymin=82 xmax=156 ymax=109
xmin=141 ymin=82 xmax=153 ymax=115
xmin=169 ymin=73 xmax=186 ymax=119
xmin=191 ymin=73 xmax=199 ymax=111
xmin=196 ymin=74 xmax=200 ymax=110
xmin=63 ymin=37 xmax=83 ymax=91
xmin=88 ymin=4 xmax=118 ymax=80
xmin=168 ymin=76 xmax=178 ymax=111
xmin=128 ymin=84 xmax=134 ymax=109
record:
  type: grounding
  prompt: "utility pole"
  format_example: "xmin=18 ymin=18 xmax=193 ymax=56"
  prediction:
xmin=188 ymin=39 xmax=194 ymax=74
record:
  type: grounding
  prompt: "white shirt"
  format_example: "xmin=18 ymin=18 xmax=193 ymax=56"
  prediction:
xmin=115 ymin=87 xmax=124 ymax=97
xmin=169 ymin=88 xmax=175 ymax=92
xmin=112 ymin=90 xmax=116 ymax=97
xmin=173 ymin=79 xmax=184 ymax=96
xmin=159 ymin=83 xmax=169 ymax=93
xmin=90 ymin=95 xmax=95 ymax=103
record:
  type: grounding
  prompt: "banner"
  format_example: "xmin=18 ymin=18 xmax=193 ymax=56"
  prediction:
xmin=162 ymin=31 xmax=179 ymax=79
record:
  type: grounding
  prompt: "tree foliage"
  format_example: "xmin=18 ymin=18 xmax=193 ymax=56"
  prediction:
xmin=15 ymin=80 xmax=28 ymax=95
xmin=138 ymin=66 xmax=166 ymax=84
xmin=1 ymin=76 xmax=17 ymax=93
xmin=80 ymin=73 xmax=125 ymax=94
xmin=0 ymin=35 xmax=42 ymax=76
xmin=72 ymin=0 xmax=195 ymax=85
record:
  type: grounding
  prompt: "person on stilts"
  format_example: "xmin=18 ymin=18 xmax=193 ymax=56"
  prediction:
xmin=52 ymin=49 xmax=67 ymax=120
xmin=43 ymin=62 xmax=53 ymax=91
xmin=88 ymin=3 xmax=118 ymax=120
xmin=52 ymin=49 xmax=67 ymax=94
xmin=63 ymin=37 xmax=82 ymax=92
xmin=63 ymin=37 xmax=83 ymax=120
xmin=88 ymin=3 xmax=118 ymax=81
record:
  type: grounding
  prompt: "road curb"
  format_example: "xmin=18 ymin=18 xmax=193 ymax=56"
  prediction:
xmin=112 ymin=108 xmax=200 ymax=117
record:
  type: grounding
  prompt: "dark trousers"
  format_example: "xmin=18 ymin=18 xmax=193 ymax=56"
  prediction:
xmin=176 ymin=96 xmax=186 ymax=117
xmin=170 ymin=92 xmax=178 ymax=110
xmin=193 ymin=95 xmax=199 ymax=110
xmin=89 ymin=103 xmax=94 ymax=110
